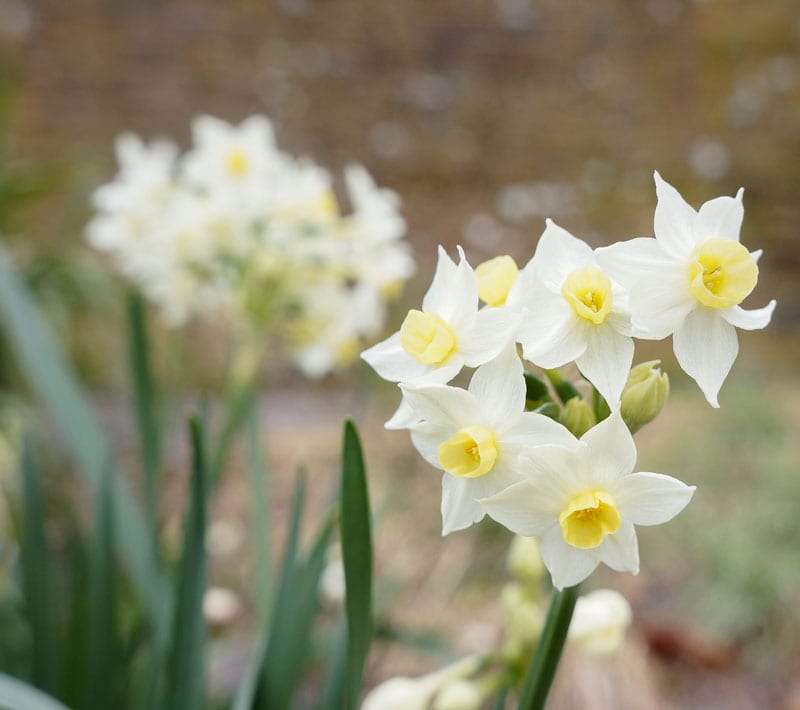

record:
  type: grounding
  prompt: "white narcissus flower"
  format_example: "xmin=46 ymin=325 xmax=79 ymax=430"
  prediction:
xmin=401 ymin=346 xmax=577 ymax=535
xmin=361 ymin=656 xmax=481 ymax=710
xmin=480 ymin=413 xmax=695 ymax=590
xmin=595 ymin=172 xmax=776 ymax=407
xmin=361 ymin=246 xmax=519 ymax=388
xmin=568 ymin=588 xmax=632 ymax=654
xmin=511 ymin=220 xmax=634 ymax=408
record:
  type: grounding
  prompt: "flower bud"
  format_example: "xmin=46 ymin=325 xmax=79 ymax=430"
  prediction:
xmin=621 ymin=360 xmax=669 ymax=433
xmin=475 ymin=255 xmax=518 ymax=307
xmin=501 ymin=582 xmax=545 ymax=660
xmin=568 ymin=588 xmax=632 ymax=655
xmin=506 ymin=535 xmax=544 ymax=586
xmin=432 ymin=679 xmax=483 ymax=710
xmin=559 ymin=397 xmax=596 ymax=437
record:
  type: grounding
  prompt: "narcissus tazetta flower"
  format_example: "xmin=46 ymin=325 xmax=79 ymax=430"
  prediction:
xmin=596 ymin=172 xmax=776 ymax=407
xmin=400 ymin=346 xmax=576 ymax=535
xmin=480 ymin=413 xmax=695 ymax=589
xmin=361 ymin=246 xmax=519 ymax=388
xmin=510 ymin=220 xmax=634 ymax=408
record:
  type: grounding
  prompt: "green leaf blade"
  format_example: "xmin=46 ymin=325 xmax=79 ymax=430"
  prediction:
xmin=340 ymin=420 xmax=373 ymax=710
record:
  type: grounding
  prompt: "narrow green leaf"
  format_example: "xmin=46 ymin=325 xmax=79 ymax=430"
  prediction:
xmin=209 ymin=380 xmax=256 ymax=484
xmin=246 ymin=402 xmax=271 ymax=630
xmin=340 ymin=420 xmax=373 ymax=710
xmin=0 ymin=673 xmax=71 ymax=710
xmin=523 ymin=372 xmax=550 ymax=406
xmin=0 ymin=243 xmax=166 ymax=628
xmin=257 ymin=476 xmax=337 ymax=710
xmin=83 ymin=458 xmax=116 ymax=710
xmin=231 ymin=638 xmax=267 ymax=710
xmin=127 ymin=291 xmax=160 ymax=529
xmin=317 ymin=615 xmax=347 ymax=710
xmin=161 ymin=418 xmax=208 ymax=710
xmin=19 ymin=436 xmax=56 ymax=694
xmin=543 ymin=369 xmax=581 ymax=405
xmin=592 ymin=386 xmax=611 ymax=423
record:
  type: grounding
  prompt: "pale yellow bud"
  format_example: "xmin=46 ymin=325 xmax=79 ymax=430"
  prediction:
xmin=502 ymin=582 xmax=545 ymax=658
xmin=432 ymin=679 xmax=483 ymax=710
xmin=506 ymin=535 xmax=544 ymax=586
xmin=559 ymin=397 xmax=596 ymax=438
xmin=620 ymin=360 xmax=669 ymax=433
xmin=475 ymin=255 xmax=518 ymax=306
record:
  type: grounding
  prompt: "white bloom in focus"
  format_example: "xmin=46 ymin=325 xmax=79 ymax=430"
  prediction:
xmin=595 ymin=172 xmax=776 ymax=406
xmin=569 ymin=588 xmax=632 ymax=654
xmin=512 ymin=220 xmax=634 ymax=408
xmin=361 ymin=246 xmax=519 ymax=388
xmin=480 ymin=413 xmax=695 ymax=589
xmin=401 ymin=346 xmax=577 ymax=534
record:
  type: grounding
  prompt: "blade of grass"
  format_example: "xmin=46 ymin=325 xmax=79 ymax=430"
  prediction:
xmin=83 ymin=457 xmax=116 ymax=710
xmin=340 ymin=420 xmax=373 ymax=710
xmin=209 ymin=380 xmax=256 ymax=484
xmin=127 ymin=291 xmax=160 ymax=529
xmin=19 ymin=435 xmax=56 ymax=694
xmin=0 ymin=673 xmax=71 ymax=710
xmin=0 ymin=243 xmax=165 ymax=628
xmin=246 ymin=402 xmax=271 ymax=630
xmin=160 ymin=417 xmax=208 ymax=710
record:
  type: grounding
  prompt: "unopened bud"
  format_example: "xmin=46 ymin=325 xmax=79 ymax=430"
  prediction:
xmin=568 ymin=589 xmax=632 ymax=655
xmin=433 ymin=679 xmax=483 ymax=710
xmin=559 ymin=397 xmax=596 ymax=437
xmin=621 ymin=360 xmax=669 ymax=433
xmin=475 ymin=255 xmax=518 ymax=307
xmin=507 ymin=535 xmax=544 ymax=586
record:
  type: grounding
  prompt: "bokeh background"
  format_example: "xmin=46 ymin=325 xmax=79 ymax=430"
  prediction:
xmin=1 ymin=0 xmax=799 ymax=707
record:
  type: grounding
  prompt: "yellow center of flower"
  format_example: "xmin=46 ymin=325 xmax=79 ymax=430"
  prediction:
xmin=687 ymin=238 xmax=758 ymax=309
xmin=559 ymin=490 xmax=621 ymax=549
xmin=438 ymin=425 xmax=498 ymax=478
xmin=315 ymin=189 xmax=340 ymax=217
xmin=561 ymin=266 xmax=613 ymax=325
xmin=475 ymin=255 xmax=519 ymax=307
xmin=226 ymin=149 xmax=249 ymax=177
xmin=399 ymin=310 xmax=457 ymax=364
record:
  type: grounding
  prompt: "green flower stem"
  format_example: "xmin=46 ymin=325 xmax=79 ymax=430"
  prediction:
xmin=517 ymin=584 xmax=580 ymax=710
xmin=543 ymin=369 xmax=581 ymax=405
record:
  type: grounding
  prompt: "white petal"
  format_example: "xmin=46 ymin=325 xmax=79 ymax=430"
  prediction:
xmin=422 ymin=245 xmax=459 ymax=315
xmin=400 ymin=384 xmax=478 ymax=430
xmin=694 ymin=189 xmax=744 ymax=242
xmin=409 ymin=427 xmax=451 ymax=469
xmin=441 ymin=474 xmax=486 ymax=535
xmin=444 ymin=247 xmax=481 ymax=330
xmin=540 ymin=526 xmax=601 ymax=590
xmin=467 ymin=345 xmax=525 ymax=424
xmin=385 ymin=396 xmax=421 ymax=430
xmin=478 ymin=481 xmax=558 ymax=537
xmin=627 ymin=268 xmax=695 ymax=340
xmin=532 ymin=219 xmax=596 ymax=291
xmin=653 ymin=171 xmax=698 ymax=259
xmin=673 ymin=308 xmax=739 ymax=407
xmin=615 ymin=472 xmax=696 ymax=526
xmin=519 ymin=444 xmax=588 ymax=499
xmin=459 ymin=306 xmax=521 ymax=367
xmin=361 ymin=333 xmax=430 ymax=383
xmin=721 ymin=300 xmax=776 ymax=331
xmin=594 ymin=237 xmax=677 ymax=290
xmin=599 ymin=521 xmax=640 ymax=574
xmin=574 ymin=325 xmax=634 ymax=408
xmin=521 ymin=307 xmax=589 ymax=369
xmin=502 ymin=412 xmax=577 ymax=449
xmin=579 ymin=412 xmax=637 ymax=483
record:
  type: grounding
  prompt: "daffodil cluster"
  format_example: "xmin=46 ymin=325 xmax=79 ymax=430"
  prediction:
xmin=87 ymin=115 xmax=414 ymax=377
xmin=363 ymin=172 xmax=775 ymax=590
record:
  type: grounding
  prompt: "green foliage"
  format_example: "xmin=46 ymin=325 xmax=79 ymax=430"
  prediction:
xmin=0 ymin=249 xmax=377 ymax=708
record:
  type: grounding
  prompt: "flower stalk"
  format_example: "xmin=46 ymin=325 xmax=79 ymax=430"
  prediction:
xmin=518 ymin=584 xmax=580 ymax=710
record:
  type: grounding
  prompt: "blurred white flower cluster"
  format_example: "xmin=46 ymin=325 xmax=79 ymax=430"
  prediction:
xmin=87 ymin=115 xmax=414 ymax=377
